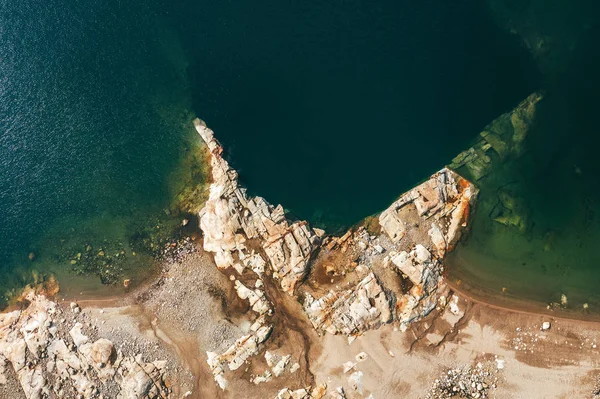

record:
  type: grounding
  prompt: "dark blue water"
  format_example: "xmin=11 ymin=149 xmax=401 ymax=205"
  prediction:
xmin=1 ymin=0 xmax=540 ymax=298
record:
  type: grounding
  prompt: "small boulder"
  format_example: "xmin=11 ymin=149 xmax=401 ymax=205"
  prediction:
xmin=80 ymin=338 xmax=114 ymax=368
xmin=541 ymin=321 xmax=551 ymax=331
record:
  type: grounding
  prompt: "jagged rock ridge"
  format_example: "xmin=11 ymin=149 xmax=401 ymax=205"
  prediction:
xmin=195 ymin=118 xmax=478 ymax=394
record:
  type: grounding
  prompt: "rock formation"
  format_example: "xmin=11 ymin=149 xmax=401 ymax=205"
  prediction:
xmin=195 ymin=117 xmax=478 ymax=392
xmin=205 ymin=277 xmax=273 ymax=390
xmin=303 ymin=273 xmax=391 ymax=335
xmin=196 ymin=119 xmax=322 ymax=295
xmin=303 ymin=168 xmax=477 ymax=332
xmin=0 ymin=289 xmax=169 ymax=398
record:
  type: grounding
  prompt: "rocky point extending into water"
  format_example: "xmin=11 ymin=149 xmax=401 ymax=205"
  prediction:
xmin=0 ymin=118 xmax=478 ymax=398
xmin=194 ymin=118 xmax=477 ymax=393
xmin=7 ymin=101 xmax=600 ymax=398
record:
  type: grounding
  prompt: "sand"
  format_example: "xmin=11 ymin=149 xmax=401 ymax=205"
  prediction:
xmin=6 ymin=241 xmax=600 ymax=399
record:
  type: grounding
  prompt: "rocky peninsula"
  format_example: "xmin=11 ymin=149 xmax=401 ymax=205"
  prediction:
xmin=2 ymin=100 xmax=600 ymax=398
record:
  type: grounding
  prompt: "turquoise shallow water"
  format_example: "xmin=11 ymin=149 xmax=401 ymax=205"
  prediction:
xmin=447 ymin=23 xmax=600 ymax=312
xmin=0 ymin=0 xmax=196 ymax=297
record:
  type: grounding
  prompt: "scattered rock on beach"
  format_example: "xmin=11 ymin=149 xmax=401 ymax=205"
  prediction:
xmin=542 ymin=321 xmax=551 ymax=330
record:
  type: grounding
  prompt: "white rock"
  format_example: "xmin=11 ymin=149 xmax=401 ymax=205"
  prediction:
xmin=541 ymin=322 xmax=551 ymax=331
xmin=561 ymin=294 xmax=568 ymax=306
xmin=348 ymin=371 xmax=364 ymax=394
xmin=342 ymin=361 xmax=356 ymax=373
xmin=303 ymin=273 xmax=391 ymax=335
xmin=330 ymin=386 xmax=346 ymax=399
xmin=69 ymin=323 xmax=89 ymax=347
xmin=495 ymin=358 xmax=505 ymax=370
xmin=272 ymin=355 xmax=291 ymax=377
xmin=289 ymin=362 xmax=300 ymax=373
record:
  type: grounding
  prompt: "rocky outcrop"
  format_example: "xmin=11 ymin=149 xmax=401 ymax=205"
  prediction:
xmin=304 ymin=168 xmax=477 ymax=332
xmin=206 ymin=276 xmax=273 ymax=390
xmin=303 ymin=273 xmax=391 ymax=335
xmin=274 ymin=384 xmax=327 ymax=399
xmin=195 ymin=120 xmax=477 ymax=391
xmin=196 ymin=118 xmax=328 ymax=390
xmin=0 ymin=290 xmax=169 ymax=398
xmin=392 ymin=245 xmax=443 ymax=329
xmin=195 ymin=119 xmax=322 ymax=295
xmin=251 ymin=351 xmax=300 ymax=385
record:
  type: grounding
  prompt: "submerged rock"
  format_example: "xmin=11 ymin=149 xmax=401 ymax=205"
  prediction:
xmin=449 ymin=92 xmax=543 ymax=181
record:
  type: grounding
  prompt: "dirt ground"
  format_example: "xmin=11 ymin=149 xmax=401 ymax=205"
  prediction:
xmin=27 ymin=241 xmax=600 ymax=399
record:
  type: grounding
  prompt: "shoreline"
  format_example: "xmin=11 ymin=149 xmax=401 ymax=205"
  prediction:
xmin=36 ymin=221 xmax=600 ymax=328
xmin=47 ymin=230 xmax=600 ymax=329
xmin=3 ymin=117 xmax=600 ymax=398
xmin=447 ymin=278 xmax=600 ymax=326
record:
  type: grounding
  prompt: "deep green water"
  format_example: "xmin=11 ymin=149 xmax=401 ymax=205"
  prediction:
xmin=169 ymin=0 xmax=539 ymax=230
xmin=3 ymin=0 xmax=598 ymax=312
xmin=0 ymin=0 xmax=196 ymax=298
xmin=447 ymin=21 xmax=600 ymax=312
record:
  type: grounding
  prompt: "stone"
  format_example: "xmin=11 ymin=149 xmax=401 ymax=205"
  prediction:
xmin=0 ymin=290 xmax=169 ymax=398
xmin=69 ymin=323 xmax=89 ymax=347
xmin=541 ymin=322 xmax=551 ymax=331
xmin=342 ymin=361 xmax=356 ymax=373
xmin=265 ymin=350 xmax=279 ymax=368
xmin=253 ymin=370 xmax=272 ymax=385
xmin=289 ymin=362 xmax=300 ymax=373
xmin=330 ymin=386 xmax=346 ymax=399
xmin=390 ymin=245 xmax=435 ymax=286
xmin=195 ymin=119 xmax=321 ymax=295
xmin=303 ymin=273 xmax=391 ymax=335
xmin=79 ymin=338 xmax=114 ymax=368
xmin=274 ymin=387 xmax=312 ymax=399
xmin=272 ymin=354 xmax=291 ymax=377
xmin=348 ymin=371 xmax=364 ymax=394
xmin=379 ymin=208 xmax=406 ymax=243
xmin=117 ymin=357 xmax=168 ymax=399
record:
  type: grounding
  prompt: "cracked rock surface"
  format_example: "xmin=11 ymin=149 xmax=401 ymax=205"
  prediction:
xmin=195 ymin=119 xmax=478 ymax=393
xmin=0 ymin=289 xmax=170 ymax=399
